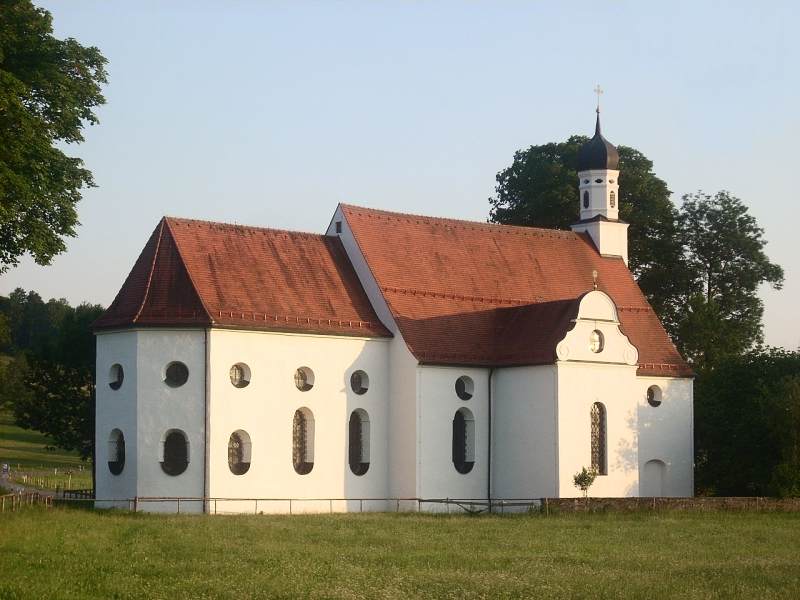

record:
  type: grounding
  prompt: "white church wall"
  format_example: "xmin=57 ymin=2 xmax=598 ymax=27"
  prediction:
xmin=492 ymin=365 xmax=558 ymax=500
xmin=417 ymin=365 xmax=489 ymax=509
xmin=555 ymin=362 xmax=641 ymax=497
xmin=388 ymin=333 xmax=422 ymax=509
xmin=637 ymin=376 xmax=694 ymax=497
xmin=135 ymin=329 xmax=206 ymax=513
xmin=207 ymin=328 xmax=390 ymax=514
xmin=95 ymin=331 xmax=139 ymax=509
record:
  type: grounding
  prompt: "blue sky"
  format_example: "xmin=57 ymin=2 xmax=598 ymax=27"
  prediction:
xmin=2 ymin=1 xmax=797 ymax=349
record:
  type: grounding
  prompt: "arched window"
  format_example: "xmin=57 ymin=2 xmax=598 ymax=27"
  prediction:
xmin=228 ymin=430 xmax=251 ymax=475
xmin=348 ymin=409 xmax=370 ymax=476
xmin=452 ymin=407 xmax=475 ymax=474
xmin=108 ymin=429 xmax=125 ymax=475
xmin=609 ymin=190 xmax=616 ymax=208
xmin=590 ymin=402 xmax=607 ymax=475
xmin=161 ymin=429 xmax=189 ymax=476
xmin=292 ymin=408 xmax=314 ymax=474
xmin=583 ymin=190 xmax=590 ymax=209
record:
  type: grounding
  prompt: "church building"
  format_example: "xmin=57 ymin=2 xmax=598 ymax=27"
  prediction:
xmin=93 ymin=114 xmax=694 ymax=513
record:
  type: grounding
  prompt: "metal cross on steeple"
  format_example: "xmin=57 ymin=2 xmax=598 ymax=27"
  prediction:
xmin=594 ymin=84 xmax=603 ymax=114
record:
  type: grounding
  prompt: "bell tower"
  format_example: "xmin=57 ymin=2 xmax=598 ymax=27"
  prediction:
xmin=571 ymin=87 xmax=629 ymax=264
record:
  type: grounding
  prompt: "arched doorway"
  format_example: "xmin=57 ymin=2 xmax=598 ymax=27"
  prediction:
xmin=641 ymin=459 xmax=666 ymax=496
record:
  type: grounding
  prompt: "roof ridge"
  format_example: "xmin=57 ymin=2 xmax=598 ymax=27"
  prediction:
xmin=132 ymin=218 xmax=165 ymax=324
xmin=340 ymin=204 xmax=578 ymax=238
xmin=164 ymin=216 xmax=329 ymax=239
xmin=381 ymin=285 xmax=539 ymax=306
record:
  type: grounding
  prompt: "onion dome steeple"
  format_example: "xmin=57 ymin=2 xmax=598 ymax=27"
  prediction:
xmin=577 ymin=111 xmax=619 ymax=172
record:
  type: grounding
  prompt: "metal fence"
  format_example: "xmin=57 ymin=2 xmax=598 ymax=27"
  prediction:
xmin=54 ymin=496 xmax=545 ymax=515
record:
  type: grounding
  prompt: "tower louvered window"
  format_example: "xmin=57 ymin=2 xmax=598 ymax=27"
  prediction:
xmin=591 ymin=402 xmax=607 ymax=475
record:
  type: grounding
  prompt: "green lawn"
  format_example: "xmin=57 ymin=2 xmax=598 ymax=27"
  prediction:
xmin=0 ymin=509 xmax=799 ymax=599
xmin=0 ymin=410 xmax=92 ymax=490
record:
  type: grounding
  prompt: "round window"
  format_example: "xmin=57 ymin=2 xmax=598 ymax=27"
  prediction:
xmin=109 ymin=364 xmax=124 ymax=391
xmin=647 ymin=385 xmax=662 ymax=407
xmin=455 ymin=376 xmax=474 ymax=401
xmin=164 ymin=361 xmax=189 ymax=388
xmin=294 ymin=367 xmax=314 ymax=392
xmin=351 ymin=370 xmax=369 ymax=395
xmin=229 ymin=363 xmax=250 ymax=388
xmin=589 ymin=330 xmax=604 ymax=354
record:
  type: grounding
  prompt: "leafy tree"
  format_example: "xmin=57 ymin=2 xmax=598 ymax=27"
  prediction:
xmin=489 ymin=136 xmax=690 ymax=335
xmin=694 ymin=349 xmax=800 ymax=496
xmin=677 ymin=191 xmax=784 ymax=370
xmin=573 ymin=466 xmax=597 ymax=498
xmin=0 ymin=289 xmax=103 ymax=460
xmin=0 ymin=1 xmax=108 ymax=272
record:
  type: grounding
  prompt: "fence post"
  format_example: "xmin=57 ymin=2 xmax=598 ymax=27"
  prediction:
xmin=214 ymin=498 xmax=217 ymax=515
xmin=177 ymin=498 xmax=181 ymax=514
xmin=329 ymin=499 xmax=333 ymax=514
xmin=255 ymin=499 xmax=258 ymax=515
xmin=289 ymin=499 xmax=292 ymax=515
xmin=360 ymin=499 xmax=363 ymax=513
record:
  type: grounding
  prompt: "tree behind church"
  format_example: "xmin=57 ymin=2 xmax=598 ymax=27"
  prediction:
xmin=0 ymin=1 xmax=108 ymax=272
xmin=489 ymin=136 xmax=690 ymax=338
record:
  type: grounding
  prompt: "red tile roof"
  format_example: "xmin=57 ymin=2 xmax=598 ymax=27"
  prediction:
xmin=93 ymin=217 xmax=391 ymax=338
xmin=341 ymin=205 xmax=691 ymax=377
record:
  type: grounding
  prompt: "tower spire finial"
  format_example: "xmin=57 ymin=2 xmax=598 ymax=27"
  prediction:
xmin=593 ymin=84 xmax=603 ymax=135
xmin=594 ymin=84 xmax=603 ymax=113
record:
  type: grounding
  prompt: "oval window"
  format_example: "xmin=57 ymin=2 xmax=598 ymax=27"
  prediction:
xmin=109 ymin=364 xmax=124 ymax=391
xmin=589 ymin=330 xmax=604 ymax=353
xmin=351 ymin=370 xmax=369 ymax=395
xmin=229 ymin=363 xmax=250 ymax=388
xmin=647 ymin=385 xmax=662 ymax=407
xmin=455 ymin=376 xmax=474 ymax=401
xmin=164 ymin=362 xmax=189 ymax=387
xmin=294 ymin=367 xmax=314 ymax=392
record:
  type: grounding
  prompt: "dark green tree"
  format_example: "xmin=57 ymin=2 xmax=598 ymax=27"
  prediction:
xmin=0 ymin=1 xmax=108 ymax=272
xmin=677 ymin=191 xmax=784 ymax=370
xmin=489 ymin=136 xmax=690 ymax=335
xmin=695 ymin=349 xmax=800 ymax=496
xmin=9 ymin=301 xmax=103 ymax=459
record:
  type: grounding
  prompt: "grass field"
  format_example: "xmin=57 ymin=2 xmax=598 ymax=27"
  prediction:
xmin=1 ymin=509 xmax=799 ymax=599
xmin=0 ymin=410 xmax=92 ymax=490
